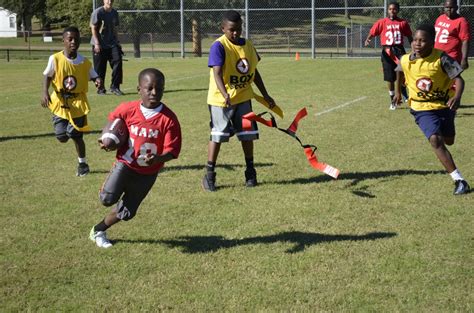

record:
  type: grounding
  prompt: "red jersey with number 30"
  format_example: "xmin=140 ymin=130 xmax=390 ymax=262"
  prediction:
xmin=110 ymin=100 xmax=181 ymax=175
xmin=434 ymin=14 xmax=470 ymax=63
xmin=370 ymin=17 xmax=412 ymax=46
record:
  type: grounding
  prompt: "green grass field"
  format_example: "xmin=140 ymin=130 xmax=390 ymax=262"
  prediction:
xmin=1 ymin=56 xmax=473 ymax=311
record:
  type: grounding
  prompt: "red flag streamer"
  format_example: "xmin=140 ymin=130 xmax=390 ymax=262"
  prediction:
xmin=304 ymin=147 xmax=340 ymax=179
xmin=384 ymin=47 xmax=400 ymax=64
xmin=242 ymin=108 xmax=340 ymax=179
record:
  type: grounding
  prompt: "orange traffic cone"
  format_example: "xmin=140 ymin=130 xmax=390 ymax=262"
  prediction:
xmin=295 ymin=52 xmax=300 ymax=61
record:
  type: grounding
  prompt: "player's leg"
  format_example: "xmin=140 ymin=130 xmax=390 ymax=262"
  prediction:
xmin=52 ymin=115 xmax=69 ymax=143
xmin=202 ymin=105 xmax=232 ymax=191
xmin=92 ymin=47 xmax=107 ymax=94
xmin=109 ymin=45 xmax=123 ymax=95
xmin=381 ymin=50 xmax=397 ymax=110
xmin=392 ymin=46 xmax=409 ymax=102
xmin=234 ymin=100 xmax=259 ymax=187
xmin=413 ymin=109 xmax=469 ymax=194
xmin=68 ymin=116 xmax=89 ymax=177
xmin=90 ymin=162 xmax=155 ymax=248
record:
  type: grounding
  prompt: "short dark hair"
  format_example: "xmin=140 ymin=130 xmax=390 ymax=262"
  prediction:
xmin=222 ymin=10 xmax=242 ymax=23
xmin=416 ymin=24 xmax=436 ymax=42
xmin=388 ymin=1 xmax=400 ymax=10
xmin=63 ymin=26 xmax=80 ymax=35
xmin=138 ymin=68 xmax=165 ymax=84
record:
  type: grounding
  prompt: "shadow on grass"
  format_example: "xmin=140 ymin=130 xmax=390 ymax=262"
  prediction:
xmin=114 ymin=231 xmax=397 ymax=254
xmin=162 ymin=162 xmax=275 ymax=172
xmin=0 ymin=130 xmax=102 ymax=142
xmin=274 ymin=169 xmax=445 ymax=187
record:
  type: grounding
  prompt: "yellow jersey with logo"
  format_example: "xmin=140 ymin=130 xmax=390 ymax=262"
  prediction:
xmin=49 ymin=51 xmax=92 ymax=120
xmin=400 ymin=49 xmax=454 ymax=111
xmin=207 ymin=35 xmax=259 ymax=107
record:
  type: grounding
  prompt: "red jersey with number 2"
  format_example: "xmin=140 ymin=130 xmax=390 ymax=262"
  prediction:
xmin=369 ymin=17 xmax=412 ymax=46
xmin=434 ymin=14 xmax=470 ymax=63
xmin=110 ymin=100 xmax=182 ymax=175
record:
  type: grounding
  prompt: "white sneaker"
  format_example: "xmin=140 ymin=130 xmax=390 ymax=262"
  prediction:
xmin=89 ymin=227 xmax=113 ymax=248
xmin=389 ymin=102 xmax=397 ymax=110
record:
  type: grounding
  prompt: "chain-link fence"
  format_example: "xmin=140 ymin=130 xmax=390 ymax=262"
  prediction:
xmin=1 ymin=0 xmax=473 ymax=60
xmin=109 ymin=0 xmax=474 ymax=59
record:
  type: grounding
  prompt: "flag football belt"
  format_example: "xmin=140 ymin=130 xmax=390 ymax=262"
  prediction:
xmin=242 ymin=108 xmax=340 ymax=179
xmin=53 ymin=90 xmax=91 ymax=132
xmin=383 ymin=45 xmax=404 ymax=65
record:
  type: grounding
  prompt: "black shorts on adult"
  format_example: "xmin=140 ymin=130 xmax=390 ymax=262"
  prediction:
xmin=381 ymin=45 xmax=406 ymax=82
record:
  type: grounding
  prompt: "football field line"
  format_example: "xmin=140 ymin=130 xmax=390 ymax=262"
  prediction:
xmin=315 ymin=96 xmax=367 ymax=116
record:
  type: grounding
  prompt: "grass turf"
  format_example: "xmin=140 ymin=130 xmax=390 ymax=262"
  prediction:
xmin=0 ymin=56 xmax=472 ymax=311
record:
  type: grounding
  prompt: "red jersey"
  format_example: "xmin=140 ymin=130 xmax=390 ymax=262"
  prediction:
xmin=434 ymin=14 xmax=470 ymax=63
xmin=110 ymin=100 xmax=181 ymax=175
xmin=370 ymin=17 xmax=412 ymax=46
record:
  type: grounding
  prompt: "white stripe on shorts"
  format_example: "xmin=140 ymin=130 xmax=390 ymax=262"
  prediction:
xmin=236 ymin=130 xmax=259 ymax=136
xmin=211 ymin=130 xmax=231 ymax=137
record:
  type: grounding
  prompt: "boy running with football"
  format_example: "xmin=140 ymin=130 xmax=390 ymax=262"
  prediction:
xmin=393 ymin=25 xmax=470 ymax=195
xmin=41 ymin=26 xmax=103 ymax=176
xmin=90 ymin=68 xmax=182 ymax=248
xmin=202 ymin=10 xmax=275 ymax=192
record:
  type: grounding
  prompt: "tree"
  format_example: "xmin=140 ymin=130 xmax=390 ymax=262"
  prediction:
xmin=0 ymin=0 xmax=47 ymax=41
xmin=45 ymin=0 xmax=92 ymax=35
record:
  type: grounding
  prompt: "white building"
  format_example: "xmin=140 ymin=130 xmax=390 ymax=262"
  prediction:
xmin=0 ymin=7 xmax=17 ymax=38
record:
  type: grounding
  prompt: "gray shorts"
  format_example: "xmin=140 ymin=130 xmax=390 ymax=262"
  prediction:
xmin=52 ymin=115 xmax=86 ymax=140
xmin=99 ymin=162 xmax=158 ymax=221
xmin=208 ymin=100 xmax=259 ymax=143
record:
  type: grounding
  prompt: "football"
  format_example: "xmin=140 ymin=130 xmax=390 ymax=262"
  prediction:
xmin=100 ymin=118 xmax=128 ymax=151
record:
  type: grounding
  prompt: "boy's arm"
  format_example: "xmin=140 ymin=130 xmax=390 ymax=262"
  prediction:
xmin=41 ymin=75 xmax=52 ymax=108
xmin=446 ymin=76 xmax=464 ymax=111
xmin=460 ymin=40 xmax=469 ymax=70
xmin=253 ymin=69 xmax=275 ymax=108
xmin=212 ymin=65 xmax=231 ymax=106
xmin=88 ymin=67 xmax=103 ymax=90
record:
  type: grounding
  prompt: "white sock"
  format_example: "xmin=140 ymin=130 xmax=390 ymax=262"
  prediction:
xmin=449 ymin=169 xmax=464 ymax=182
xmin=389 ymin=90 xmax=395 ymax=96
xmin=78 ymin=157 xmax=87 ymax=164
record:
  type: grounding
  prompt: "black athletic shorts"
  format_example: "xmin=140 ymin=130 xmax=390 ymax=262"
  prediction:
xmin=381 ymin=45 xmax=406 ymax=82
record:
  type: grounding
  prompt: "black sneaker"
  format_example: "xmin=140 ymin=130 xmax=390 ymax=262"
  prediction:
xmin=97 ymin=88 xmax=106 ymax=95
xmin=202 ymin=172 xmax=216 ymax=192
xmin=77 ymin=163 xmax=90 ymax=177
xmin=110 ymin=87 xmax=123 ymax=96
xmin=245 ymin=168 xmax=257 ymax=187
xmin=453 ymin=180 xmax=470 ymax=195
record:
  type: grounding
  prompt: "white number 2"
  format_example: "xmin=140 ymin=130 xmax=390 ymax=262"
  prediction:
xmin=123 ymin=138 xmax=158 ymax=167
xmin=435 ymin=27 xmax=449 ymax=44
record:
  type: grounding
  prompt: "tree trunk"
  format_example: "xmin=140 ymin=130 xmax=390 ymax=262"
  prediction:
xmin=192 ymin=16 xmax=202 ymax=57
xmin=133 ymin=34 xmax=141 ymax=58
xmin=21 ymin=14 xmax=32 ymax=43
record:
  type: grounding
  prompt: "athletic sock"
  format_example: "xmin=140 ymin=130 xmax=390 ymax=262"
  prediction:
xmin=78 ymin=157 xmax=87 ymax=164
xmin=449 ymin=169 xmax=464 ymax=182
xmin=389 ymin=90 xmax=395 ymax=97
xmin=245 ymin=157 xmax=254 ymax=170
xmin=206 ymin=161 xmax=216 ymax=173
xmin=94 ymin=219 xmax=110 ymax=232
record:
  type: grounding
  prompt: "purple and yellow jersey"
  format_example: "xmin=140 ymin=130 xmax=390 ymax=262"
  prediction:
xmin=400 ymin=49 xmax=461 ymax=111
xmin=44 ymin=51 xmax=93 ymax=121
xmin=207 ymin=35 xmax=259 ymax=107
